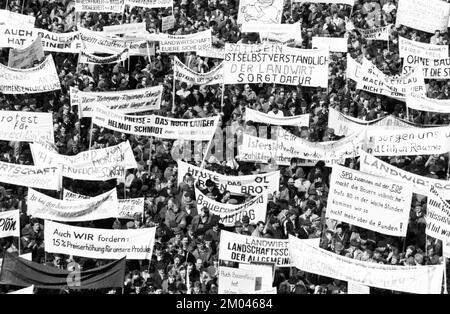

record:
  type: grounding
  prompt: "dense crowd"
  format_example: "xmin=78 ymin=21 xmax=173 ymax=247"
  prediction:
xmin=0 ymin=0 xmax=449 ymax=294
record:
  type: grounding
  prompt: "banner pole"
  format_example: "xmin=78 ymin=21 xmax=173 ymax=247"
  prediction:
xmin=21 ymin=0 xmax=25 ymax=14
xmin=444 ymin=257 xmax=448 ymax=294
xmin=220 ymin=82 xmax=225 ymax=106
xmin=88 ymin=118 xmax=94 ymax=150
xmin=173 ymin=73 xmax=176 ymax=108
xmin=406 ymin=105 xmax=410 ymax=121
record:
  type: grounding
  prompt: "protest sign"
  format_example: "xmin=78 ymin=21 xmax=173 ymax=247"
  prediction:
xmin=237 ymin=0 xmax=283 ymax=25
xmin=347 ymin=282 xmax=370 ymax=294
xmin=196 ymin=46 xmax=225 ymax=59
xmin=8 ymin=36 xmax=44 ymax=69
xmin=45 ymin=220 xmax=155 ymax=259
xmin=358 ymin=25 xmax=391 ymax=41
xmin=28 ymin=188 xmax=119 ymax=222
xmin=239 ymin=264 xmax=273 ymax=291
xmin=71 ymin=85 xmax=162 ymax=116
xmin=396 ymin=0 xmax=450 ymax=33
xmin=426 ymin=185 xmax=450 ymax=242
xmin=177 ymin=160 xmax=280 ymax=195
xmin=75 ymin=0 xmax=125 ymax=13
xmin=292 ymin=0 xmax=355 ymax=5
xmin=245 ymin=108 xmax=309 ymax=127
xmin=218 ymin=266 xmax=259 ymax=294
xmin=312 ymin=36 xmax=348 ymax=53
xmin=219 ymin=230 xmax=290 ymax=266
xmin=238 ymin=133 xmax=277 ymax=164
xmin=78 ymin=48 xmax=129 ymax=64
xmin=0 ymin=111 xmax=54 ymax=143
xmin=92 ymin=105 xmax=220 ymax=141
xmin=63 ymin=189 xmax=144 ymax=220
xmin=402 ymin=55 xmax=450 ymax=79
xmin=224 ymin=43 xmax=329 ymax=87
xmin=0 ymin=26 xmax=35 ymax=49
xmin=124 ymin=0 xmax=173 ymax=8
xmin=159 ymin=29 xmax=212 ymax=53
xmin=398 ymin=36 xmax=449 ymax=59
xmin=0 ymin=161 xmax=61 ymax=190
xmin=161 ymin=15 xmax=175 ymax=32
xmin=173 ymin=56 xmax=224 ymax=85
xmin=242 ymin=22 xmax=302 ymax=44
xmin=359 ymin=151 xmax=450 ymax=199
xmin=0 ymin=55 xmax=61 ymax=94
xmin=289 ymin=235 xmax=444 ymax=294
xmin=102 ymin=22 xmax=146 ymax=35
xmin=327 ymin=165 xmax=412 ymax=236
xmin=346 ymin=55 xmax=362 ymax=81
xmin=195 ymin=188 xmax=267 ymax=227
xmin=0 ymin=10 xmax=35 ymax=27
xmin=0 ymin=210 xmax=20 ymax=238
xmin=365 ymin=126 xmax=450 ymax=156
xmin=406 ymin=93 xmax=450 ymax=113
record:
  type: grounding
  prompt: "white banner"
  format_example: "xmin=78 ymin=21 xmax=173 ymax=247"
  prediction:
xmin=327 ymin=165 xmax=412 ymax=236
xmin=406 ymin=93 xmax=450 ymax=113
xmin=159 ymin=29 xmax=212 ymax=53
xmin=8 ymin=286 xmax=34 ymax=294
xmin=0 ymin=10 xmax=35 ymax=27
xmin=45 ymin=220 xmax=155 ymax=260
xmin=239 ymin=264 xmax=273 ymax=291
xmin=396 ymin=0 xmax=450 ymax=33
xmin=177 ymin=160 xmax=280 ymax=195
xmin=75 ymin=0 xmax=125 ymax=13
xmin=224 ymin=43 xmax=329 ymax=87
xmin=292 ymin=0 xmax=355 ymax=5
xmin=0 ymin=161 xmax=61 ymax=190
xmin=289 ymin=235 xmax=444 ymax=294
xmin=237 ymin=0 xmax=283 ymax=25
xmin=348 ymin=282 xmax=370 ymax=294
xmin=0 ymin=111 xmax=54 ymax=143
xmin=174 ymin=56 xmax=223 ymax=85
xmin=242 ymin=22 xmax=302 ymax=44
xmin=312 ymin=36 xmax=348 ymax=53
xmin=358 ymin=25 xmax=391 ymax=41
xmin=347 ymin=55 xmax=362 ymax=81
xmin=161 ymin=15 xmax=175 ymax=32
xmin=426 ymin=185 xmax=450 ymax=242
xmin=92 ymin=105 xmax=219 ymax=141
xmin=0 ymin=54 xmax=60 ymax=94
xmin=102 ymin=22 xmax=146 ymax=35
xmin=28 ymin=188 xmax=119 ymax=222
xmin=0 ymin=210 xmax=20 ymax=238
xmin=359 ymin=151 xmax=450 ymax=199
xmin=79 ymin=48 xmax=129 ymax=65
xmin=245 ymin=107 xmax=309 ymax=127
xmin=238 ymin=133 xmax=277 ymax=164
xmin=218 ymin=266 xmax=258 ymax=294
xmin=403 ymin=55 xmax=450 ymax=79
xmin=71 ymin=85 xmax=162 ymax=116
xmin=399 ymin=36 xmax=449 ymax=59
xmin=124 ymin=0 xmax=173 ymax=8
xmin=365 ymin=126 xmax=450 ymax=156
xmin=8 ymin=35 xmax=44 ymax=69
xmin=219 ymin=230 xmax=290 ymax=266
xmin=196 ymin=46 xmax=225 ymax=59
xmin=195 ymin=188 xmax=267 ymax=227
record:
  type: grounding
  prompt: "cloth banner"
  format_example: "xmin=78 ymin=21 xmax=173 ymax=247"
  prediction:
xmin=358 ymin=25 xmax=391 ymax=41
xmin=0 ymin=251 xmax=125 ymax=289
xmin=402 ymin=55 xmax=450 ymax=79
xmin=292 ymin=0 xmax=355 ymax=5
xmin=406 ymin=93 xmax=450 ymax=113
xmin=70 ymin=85 xmax=162 ymax=116
xmin=289 ymin=235 xmax=444 ymax=294
xmin=0 ymin=54 xmax=61 ymax=94
xmin=218 ymin=266 xmax=259 ymax=294
xmin=75 ymin=0 xmax=125 ymax=13
xmin=245 ymin=107 xmax=309 ymax=127
xmin=242 ymin=22 xmax=302 ymax=44
xmin=8 ymin=285 xmax=34 ymax=294
xmin=224 ymin=43 xmax=329 ymax=87
xmin=0 ymin=10 xmax=35 ymax=27
xmin=177 ymin=160 xmax=280 ymax=195
xmin=359 ymin=151 xmax=450 ymax=199
xmin=124 ymin=0 xmax=173 ymax=8
xmin=347 ymin=282 xmax=370 ymax=294
xmin=219 ymin=230 xmax=290 ymax=266
xmin=161 ymin=16 xmax=175 ymax=32
xmin=92 ymin=105 xmax=219 ymax=141
xmin=0 ymin=210 xmax=20 ymax=238
xmin=347 ymin=55 xmax=362 ymax=81
xmin=312 ymin=36 xmax=348 ymax=53
xmin=196 ymin=46 xmax=225 ymax=59
xmin=159 ymin=29 xmax=212 ymax=53
xmin=78 ymin=48 xmax=129 ymax=65
xmin=238 ymin=133 xmax=277 ymax=164
xmin=365 ymin=126 xmax=450 ymax=156
xmin=8 ymin=35 xmax=44 ymax=69
xmin=399 ymin=36 xmax=449 ymax=59
xmin=174 ymin=56 xmax=223 ymax=85
xmin=327 ymin=165 xmax=412 ymax=237
xmin=237 ymin=0 xmax=283 ymax=24
xmin=426 ymin=185 xmax=450 ymax=242
xmin=396 ymin=0 xmax=450 ymax=33
xmin=195 ymin=187 xmax=267 ymax=227
xmin=0 ymin=111 xmax=54 ymax=143
xmin=102 ymin=22 xmax=146 ymax=35
xmin=0 ymin=161 xmax=61 ymax=190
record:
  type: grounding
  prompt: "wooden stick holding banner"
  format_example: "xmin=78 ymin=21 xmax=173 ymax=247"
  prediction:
xmin=21 ymin=0 xmax=25 ymax=13
xmin=173 ymin=72 xmax=176 ymax=108
xmin=444 ymin=256 xmax=448 ymax=294
xmin=88 ymin=118 xmax=94 ymax=150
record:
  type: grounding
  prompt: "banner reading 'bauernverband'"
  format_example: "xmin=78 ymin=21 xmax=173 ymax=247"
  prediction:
xmin=174 ymin=56 xmax=223 ymax=86
xmin=0 ymin=161 xmax=61 ymax=190
xmin=70 ymin=86 xmax=162 ymax=116
xmin=45 ymin=220 xmax=156 ymax=260
xmin=289 ymin=235 xmax=444 ymax=294
xmin=195 ymin=188 xmax=267 ymax=227
xmin=224 ymin=43 xmax=329 ymax=87
xmin=406 ymin=93 xmax=450 ymax=114
xmin=92 ymin=105 xmax=219 ymax=141
xmin=159 ymin=29 xmax=212 ymax=53
xmin=0 ymin=55 xmax=60 ymax=94
xmin=0 ymin=111 xmax=54 ymax=143
xmin=245 ymin=107 xmax=309 ymax=127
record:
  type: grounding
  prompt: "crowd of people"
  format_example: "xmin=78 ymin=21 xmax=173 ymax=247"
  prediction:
xmin=0 ymin=0 xmax=449 ymax=294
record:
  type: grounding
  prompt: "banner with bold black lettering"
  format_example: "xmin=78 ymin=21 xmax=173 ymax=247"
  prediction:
xmin=0 ymin=111 xmax=54 ymax=143
xmin=174 ymin=56 xmax=223 ymax=85
xmin=78 ymin=48 xmax=129 ymax=65
xmin=0 ymin=210 xmax=20 ymax=238
xmin=399 ymin=36 xmax=449 ymax=59
xmin=0 ymin=161 xmax=61 ymax=190
xmin=396 ymin=0 xmax=450 ymax=33
xmin=75 ymin=0 xmax=125 ymax=13
xmin=402 ymin=55 xmax=450 ymax=79
xmin=426 ymin=185 xmax=450 ymax=242
xmin=406 ymin=93 xmax=450 ymax=113
xmin=159 ymin=29 xmax=212 ymax=53
xmin=245 ymin=107 xmax=309 ymax=127
xmin=8 ymin=35 xmax=44 ymax=69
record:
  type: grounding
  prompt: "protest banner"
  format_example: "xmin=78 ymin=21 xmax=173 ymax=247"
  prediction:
xmin=195 ymin=188 xmax=267 ymax=227
xmin=312 ymin=36 xmax=348 ymax=53
xmin=239 ymin=264 xmax=273 ymax=291
xmin=78 ymin=48 xmax=129 ymax=64
xmin=396 ymin=0 xmax=450 ymax=33
xmin=92 ymin=105 xmax=220 ymax=141
xmin=358 ymin=25 xmax=391 ymax=41
xmin=177 ymin=160 xmax=280 ymax=195
xmin=173 ymin=56 xmax=224 ymax=86
xmin=8 ymin=36 xmax=44 ymax=69
xmin=0 ymin=210 xmax=20 ymax=238
xmin=75 ymin=0 xmax=125 ymax=13
xmin=292 ymin=0 xmax=355 ymax=5
xmin=426 ymin=185 xmax=450 ymax=242
xmin=196 ymin=46 xmax=225 ymax=59
xmin=63 ymin=189 xmax=144 ymax=220
xmin=406 ymin=93 xmax=450 ymax=113
xmin=159 ymin=29 xmax=212 ymax=53
xmin=8 ymin=286 xmax=34 ymax=294
xmin=224 ymin=43 xmax=329 ymax=87
xmin=347 ymin=282 xmax=370 ymax=294
xmin=0 ymin=161 xmax=61 ymax=190
xmin=0 ymin=111 xmax=54 ymax=143
xmin=365 ymin=126 xmax=450 ymax=156
xmin=238 ymin=133 xmax=277 ymax=164
xmin=70 ymin=85 xmax=162 ymax=116
xmin=219 ymin=230 xmax=290 ymax=266
xmin=245 ymin=107 xmax=310 ymax=127
xmin=30 ymin=140 xmax=136 ymax=181
xmin=124 ymin=0 xmax=173 ymax=8
xmin=398 ymin=36 xmax=449 ymax=60
xmin=0 ymin=26 xmax=35 ymax=49
xmin=102 ymin=22 xmax=146 ymax=35
xmin=44 ymin=220 xmax=155 ymax=260
xmin=327 ymin=165 xmax=412 ymax=236
xmin=402 ymin=55 xmax=450 ymax=79
xmin=218 ymin=266 xmax=259 ymax=294
xmin=0 ymin=10 xmax=36 ymax=27
xmin=346 ymin=55 xmax=362 ymax=81
xmin=359 ymin=151 xmax=450 ymax=199
xmin=161 ymin=15 xmax=175 ymax=32
xmin=242 ymin=22 xmax=302 ymax=44
xmin=28 ymin=188 xmax=119 ymax=222
xmin=289 ymin=235 xmax=444 ymax=294
xmin=237 ymin=0 xmax=283 ymax=25
xmin=0 ymin=55 xmax=61 ymax=94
